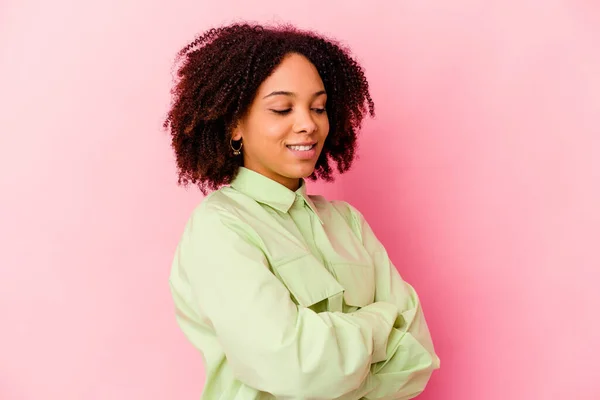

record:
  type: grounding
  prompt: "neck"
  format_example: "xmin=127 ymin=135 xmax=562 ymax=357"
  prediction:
xmin=240 ymin=166 xmax=301 ymax=191
xmin=281 ymin=178 xmax=301 ymax=191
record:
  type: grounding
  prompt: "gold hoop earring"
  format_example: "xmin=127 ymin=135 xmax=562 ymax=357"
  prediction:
xmin=230 ymin=138 xmax=243 ymax=156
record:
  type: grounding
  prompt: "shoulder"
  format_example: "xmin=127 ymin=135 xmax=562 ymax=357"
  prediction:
xmin=308 ymin=195 xmax=366 ymax=231
xmin=189 ymin=185 xmax=259 ymax=219
xmin=311 ymin=195 xmax=363 ymax=217
xmin=182 ymin=187 xmax=260 ymax=239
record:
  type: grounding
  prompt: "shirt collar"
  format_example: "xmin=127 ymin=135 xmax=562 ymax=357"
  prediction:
xmin=230 ymin=167 xmax=324 ymax=224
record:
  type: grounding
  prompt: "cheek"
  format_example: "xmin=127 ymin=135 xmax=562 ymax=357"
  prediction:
xmin=260 ymin=120 xmax=290 ymax=143
xmin=245 ymin=117 xmax=286 ymax=143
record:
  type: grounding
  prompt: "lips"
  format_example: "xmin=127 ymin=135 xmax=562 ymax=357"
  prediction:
xmin=286 ymin=144 xmax=316 ymax=151
xmin=286 ymin=142 xmax=318 ymax=160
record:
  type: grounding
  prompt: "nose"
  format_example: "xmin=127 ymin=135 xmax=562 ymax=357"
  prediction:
xmin=292 ymin=109 xmax=318 ymax=134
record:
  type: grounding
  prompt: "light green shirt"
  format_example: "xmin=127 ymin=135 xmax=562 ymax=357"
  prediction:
xmin=169 ymin=167 xmax=440 ymax=399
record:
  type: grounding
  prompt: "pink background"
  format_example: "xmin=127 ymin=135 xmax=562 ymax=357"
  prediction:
xmin=1 ymin=1 xmax=599 ymax=399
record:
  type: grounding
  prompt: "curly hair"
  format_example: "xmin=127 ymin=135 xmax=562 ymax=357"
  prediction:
xmin=163 ymin=23 xmax=375 ymax=194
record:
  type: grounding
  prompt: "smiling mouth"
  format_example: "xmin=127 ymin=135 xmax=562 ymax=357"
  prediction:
xmin=286 ymin=144 xmax=316 ymax=151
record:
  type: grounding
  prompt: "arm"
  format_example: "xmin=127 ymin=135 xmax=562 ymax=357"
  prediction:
xmin=169 ymin=205 xmax=399 ymax=399
xmin=345 ymin=204 xmax=441 ymax=399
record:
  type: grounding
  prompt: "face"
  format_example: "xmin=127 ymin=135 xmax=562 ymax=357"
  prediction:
xmin=231 ymin=53 xmax=329 ymax=191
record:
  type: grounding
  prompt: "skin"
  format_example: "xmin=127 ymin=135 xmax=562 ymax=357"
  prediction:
xmin=231 ymin=53 xmax=330 ymax=191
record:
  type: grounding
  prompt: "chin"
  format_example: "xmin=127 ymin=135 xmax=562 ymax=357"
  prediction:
xmin=285 ymin=164 xmax=317 ymax=179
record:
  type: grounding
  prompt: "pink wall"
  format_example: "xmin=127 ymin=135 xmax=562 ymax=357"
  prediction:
xmin=1 ymin=1 xmax=599 ymax=399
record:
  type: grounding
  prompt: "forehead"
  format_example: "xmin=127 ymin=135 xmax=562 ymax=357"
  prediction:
xmin=257 ymin=53 xmax=325 ymax=95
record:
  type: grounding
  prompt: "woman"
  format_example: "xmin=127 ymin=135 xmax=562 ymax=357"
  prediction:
xmin=165 ymin=23 xmax=440 ymax=399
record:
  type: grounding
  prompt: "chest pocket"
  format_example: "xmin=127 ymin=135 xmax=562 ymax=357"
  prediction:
xmin=272 ymin=254 xmax=375 ymax=311
xmin=329 ymin=261 xmax=375 ymax=307
xmin=272 ymin=254 xmax=344 ymax=311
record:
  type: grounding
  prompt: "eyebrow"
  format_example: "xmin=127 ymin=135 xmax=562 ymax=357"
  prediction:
xmin=262 ymin=90 xmax=327 ymax=99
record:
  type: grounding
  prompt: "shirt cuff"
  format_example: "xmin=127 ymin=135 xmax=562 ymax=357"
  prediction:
xmin=354 ymin=301 xmax=398 ymax=363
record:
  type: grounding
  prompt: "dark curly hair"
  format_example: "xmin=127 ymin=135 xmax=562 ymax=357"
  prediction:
xmin=163 ymin=23 xmax=375 ymax=194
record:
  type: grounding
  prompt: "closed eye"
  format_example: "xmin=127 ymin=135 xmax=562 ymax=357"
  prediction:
xmin=270 ymin=108 xmax=326 ymax=115
xmin=271 ymin=109 xmax=292 ymax=115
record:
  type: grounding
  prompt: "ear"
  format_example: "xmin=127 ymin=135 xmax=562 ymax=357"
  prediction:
xmin=230 ymin=121 xmax=243 ymax=141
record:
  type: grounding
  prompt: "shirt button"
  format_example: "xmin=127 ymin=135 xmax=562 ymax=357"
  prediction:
xmin=292 ymin=196 xmax=304 ymax=208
